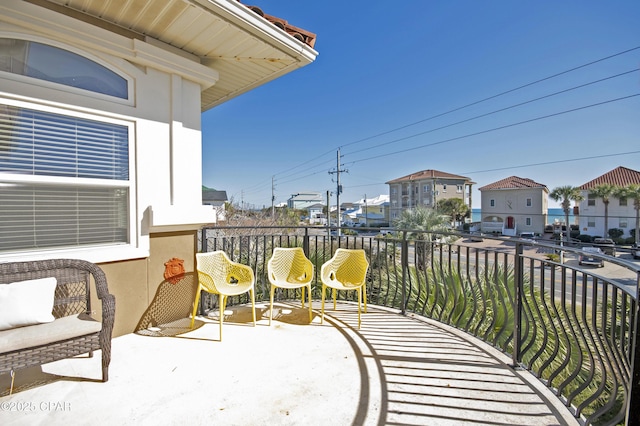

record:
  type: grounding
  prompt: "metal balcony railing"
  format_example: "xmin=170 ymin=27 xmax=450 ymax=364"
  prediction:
xmin=199 ymin=225 xmax=640 ymax=426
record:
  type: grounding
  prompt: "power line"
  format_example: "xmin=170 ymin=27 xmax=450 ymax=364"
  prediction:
xmin=345 ymin=69 xmax=639 ymax=156
xmin=344 ymin=150 xmax=640 ymax=190
xmin=339 ymin=45 xmax=640 ymax=150
xmin=346 ymin=93 xmax=640 ymax=165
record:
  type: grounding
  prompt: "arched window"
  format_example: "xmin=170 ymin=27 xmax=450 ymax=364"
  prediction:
xmin=0 ymin=38 xmax=128 ymax=99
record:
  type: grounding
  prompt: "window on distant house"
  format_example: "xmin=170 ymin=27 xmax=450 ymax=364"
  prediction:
xmin=423 ymin=185 xmax=429 ymax=193
xmin=587 ymin=217 xmax=596 ymax=227
xmin=587 ymin=194 xmax=596 ymax=206
xmin=0 ymin=38 xmax=128 ymax=99
xmin=620 ymin=198 xmax=627 ymax=207
xmin=526 ymin=198 xmax=532 ymax=207
xmin=391 ymin=188 xmax=397 ymax=195
xmin=456 ymin=184 xmax=463 ymax=193
xmin=619 ymin=218 xmax=628 ymax=228
xmin=442 ymin=184 xmax=447 ymax=192
xmin=525 ymin=217 xmax=531 ymax=226
xmin=490 ymin=199 xmax=495 ymax=207
xmin=0 ymin=103 xmax=131 ymax=253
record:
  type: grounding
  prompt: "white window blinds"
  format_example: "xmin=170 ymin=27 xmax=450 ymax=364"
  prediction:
xmin=0 ymin=104 xmax=130 ymax=252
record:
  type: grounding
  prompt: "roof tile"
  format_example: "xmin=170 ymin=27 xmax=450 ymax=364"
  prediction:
xmin=578 ymin=166 xmax=640 ymax=189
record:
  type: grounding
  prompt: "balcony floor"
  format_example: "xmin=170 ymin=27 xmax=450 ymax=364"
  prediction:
xmin=1 ymin=302 xmax=578 ymax=425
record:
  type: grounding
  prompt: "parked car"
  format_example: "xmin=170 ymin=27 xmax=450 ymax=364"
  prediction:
xmin=632 ymin=243 xmax=640 ymax=259
xmin=519 ymin=232 xmax=536 ymax=242
xmin=579 ymin=247 xmax=605 ymax=267
xmin=592 ymin=238 xmax=616 ymax=256
xmin=469 ymin=231 xmax=484 ymax=242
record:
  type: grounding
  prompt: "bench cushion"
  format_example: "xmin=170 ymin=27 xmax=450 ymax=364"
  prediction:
xmin=0 ymin=313 xmax=102 ymax=353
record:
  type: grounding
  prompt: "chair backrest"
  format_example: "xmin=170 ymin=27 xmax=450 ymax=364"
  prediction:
xmin=323 ymin=248 xmax=369 ymax=285
xmin=268 ymin=247 xmax=313 ymax=283
xmin=196 ymin=251 xmax=230 ymax=282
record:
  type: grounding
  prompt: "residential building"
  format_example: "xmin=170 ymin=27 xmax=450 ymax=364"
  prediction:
xmin=386 ymin=170 xmax=474 ymax=221
xmin=478 ymin=176 xmax=548 ymax=236
xmin=202 ymin=187 xmax=228 ymax=222
xmin=353 ymin=194 xmax=390 ymax=226
xmin=306 ymin=203 xmax=325 ymax=225
xmin=288 ymin=192 xmax=324 ymax=209
xmin=578 ymin=166 xmax=640 ymax=238
xmin=0 ymin=1 xmax=317 ymax=336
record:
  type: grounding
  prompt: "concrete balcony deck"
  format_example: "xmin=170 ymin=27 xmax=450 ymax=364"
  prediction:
xmin=1 ymin=302 xmax=578 ymax=425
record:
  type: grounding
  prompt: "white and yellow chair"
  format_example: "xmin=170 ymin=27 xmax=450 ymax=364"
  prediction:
xmin=191 ymin=251 xmax=256 ymax=340
xmin=267 ymin=247 xmax=314 ymax=325
xmin=320 ymin=248 xmax=369 ymax=329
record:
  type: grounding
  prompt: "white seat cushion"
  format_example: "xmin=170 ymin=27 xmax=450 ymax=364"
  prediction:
xmin=0 ymin=314 xmax=102 ymax=353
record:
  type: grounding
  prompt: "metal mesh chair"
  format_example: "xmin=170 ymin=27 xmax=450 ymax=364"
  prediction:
xmin=191 ymin=251 xmax=256 ymax=340
xmin=320 ymin=248 xmax=369 ymax=329
xmin=267 ymin=247 xmax=314 ymax=325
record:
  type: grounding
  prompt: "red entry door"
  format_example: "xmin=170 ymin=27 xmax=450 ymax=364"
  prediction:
xmin=506 ymin=216 xmax=515 ymax=229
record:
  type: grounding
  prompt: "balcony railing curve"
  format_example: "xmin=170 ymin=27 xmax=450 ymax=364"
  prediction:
xmin=199 ymin=225 xmax=640 ymax=426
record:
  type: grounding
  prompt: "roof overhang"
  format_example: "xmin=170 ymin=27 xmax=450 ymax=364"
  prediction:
xmin=24 ymin=0 xmax=318 ymax=112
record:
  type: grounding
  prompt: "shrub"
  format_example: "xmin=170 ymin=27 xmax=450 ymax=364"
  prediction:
xmin=576 ymin=234 xmax=592 ymax=243
xmin=608 ymin=228 xmax=624 ymax=239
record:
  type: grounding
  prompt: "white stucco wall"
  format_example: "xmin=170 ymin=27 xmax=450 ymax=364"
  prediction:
xmin=0 ymin=3 xmax=215 ymax=263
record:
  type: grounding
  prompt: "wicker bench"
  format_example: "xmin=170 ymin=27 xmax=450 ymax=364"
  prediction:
xmin=0 ymin=259 xmax=115 ymax=393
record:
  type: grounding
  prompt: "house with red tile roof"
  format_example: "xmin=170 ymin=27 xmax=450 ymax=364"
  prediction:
xmin=478 ymin=176 xmax=549 ymax=236
xmin=386 ymin=170 xmax=474 ymax=222
xmin=577 ymin=166 xmax=640 ymax=239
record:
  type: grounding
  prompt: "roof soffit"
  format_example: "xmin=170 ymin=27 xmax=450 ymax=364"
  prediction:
xmin=24 ymin=0 xmax=318 ymax=111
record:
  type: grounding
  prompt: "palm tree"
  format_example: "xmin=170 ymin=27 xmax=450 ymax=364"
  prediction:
xmin=589 ymin=183 xmax=616 ymax=238
xmin=436 ymin=198 xmax=470 ymax=228
xmin=393 ymin=205 xmax=450 ymax=269
xmin=549 ymin=186 xmax=584 ymax=241
xmin=614 ymin=184 xmax=640 ymax=245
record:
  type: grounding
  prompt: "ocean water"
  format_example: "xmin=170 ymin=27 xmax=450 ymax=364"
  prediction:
xmin=471 ymin=208 xmax=574 ymax=224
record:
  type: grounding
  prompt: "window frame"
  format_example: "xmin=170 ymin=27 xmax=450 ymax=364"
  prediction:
xmin=0 ymin=97 xmax=137 ymax=260
xmin=0 ymin=36 xmax=134 ymax=106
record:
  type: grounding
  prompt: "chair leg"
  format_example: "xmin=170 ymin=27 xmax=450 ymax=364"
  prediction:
xmin=332 ymin=288 xmax=337 ymax=310
xmin=269 ymin=285 xmax=275 ymax=326
xmin=190 ymin=287 xmax=202 ymax=329
xmin=363 ymin=284 xmax=368 ymax=313
xmin=306 ymin=284 xmax=312 ymax=323
xmin=219 ymin=294 xmax=227 ymax=341
xmin=250 ymin=288 xmax=256 ymax=327
xmin=357 ymin=287 xmax=362 ymax=329
xmin=321 ymin=284 xmax=326 ymax=324
xmin=300 ymin=286 xmax=306 ymax=308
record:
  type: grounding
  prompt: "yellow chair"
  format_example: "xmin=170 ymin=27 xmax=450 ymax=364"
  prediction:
xmin=267 ymin=247 xmax=314 ymax=325
xmin=191 ymin=251 xmax=256 ymax=340
xmin=320 ymin=248 xmax=369 ymax=329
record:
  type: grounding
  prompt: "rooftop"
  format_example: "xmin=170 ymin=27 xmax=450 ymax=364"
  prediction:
xmin=479 ymin=176 xmax=548 ymax=191
xmin=1 ymin=302 xmax=577 ymax=425
xmin=578 ymin=166 xmax=640 ymax=189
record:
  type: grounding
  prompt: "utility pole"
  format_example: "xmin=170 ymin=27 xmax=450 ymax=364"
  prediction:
xmin=364 ymin=194 xmax=368 ymax=227
xmin=328 ymin=148 xmax=347 ymax=233
xmin=271 ymin=176 xmax=275 ymax=217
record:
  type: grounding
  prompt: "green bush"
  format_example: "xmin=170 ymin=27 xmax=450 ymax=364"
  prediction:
xmin=576 ymin=234 xmax=592 ymax=243
xmin=608 ymin=228 xmax=624 ymax=239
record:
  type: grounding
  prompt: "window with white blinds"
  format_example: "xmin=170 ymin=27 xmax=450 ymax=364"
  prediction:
xmin=0 ymin=104 xmax=130 ymax=252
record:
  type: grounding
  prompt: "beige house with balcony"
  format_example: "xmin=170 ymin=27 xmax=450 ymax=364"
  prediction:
xmin=386 ymin=169 xmax=474 ymax=221
xmin=479 ymin=176 xmax=548 ymax=236
xmin=479 ymin=176 xmax=549 ymax=236
xmin=577 ymin=166 xmax=640 ymax=238
xmin=0 ymin=0 xmax=317 ymax=337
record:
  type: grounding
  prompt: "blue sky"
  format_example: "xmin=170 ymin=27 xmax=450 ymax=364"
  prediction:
xmin=201 ymin=1 xmax=640 ymax=209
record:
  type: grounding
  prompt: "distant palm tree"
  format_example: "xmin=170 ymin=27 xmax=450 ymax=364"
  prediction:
xmin=549 ymin=185 xmax=584 ymax=241
xmin=614 ymin=184 xmax=640 ymax=245
xmin=589 ymin=183 xmax=617 ymax=238
xmin=393 ymin=205 xmax=450 ymax=269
